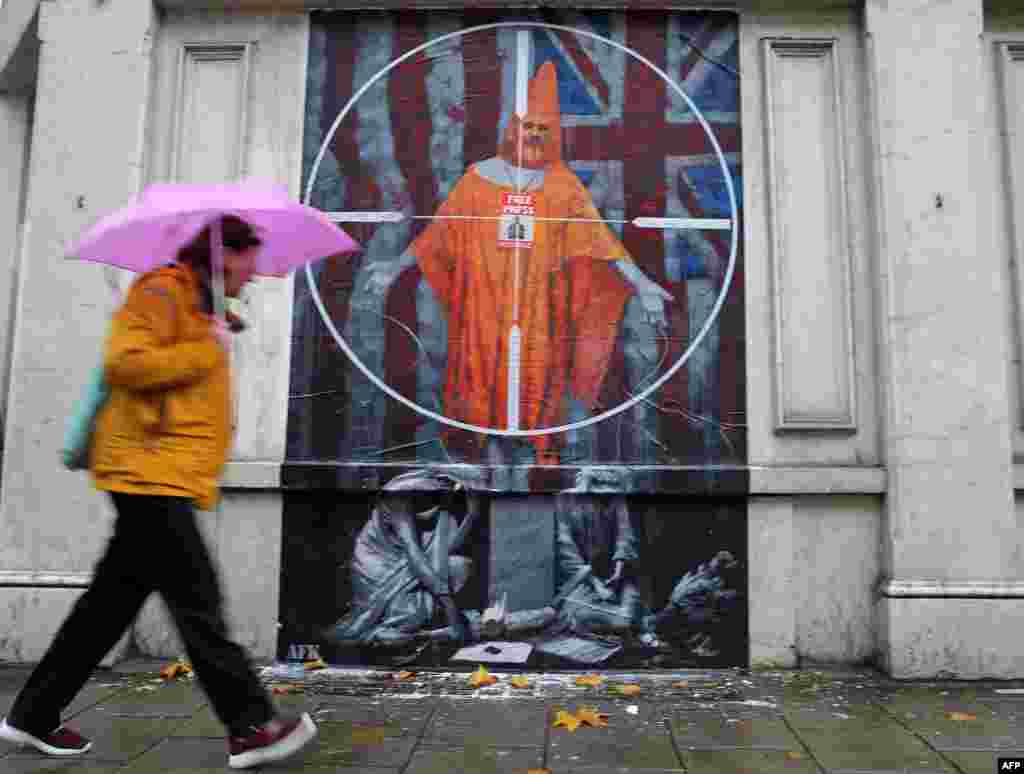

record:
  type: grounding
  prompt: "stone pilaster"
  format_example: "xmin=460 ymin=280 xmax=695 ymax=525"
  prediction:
xmin=0 ymin=0 xmax=157 ymax=662
xmin=865 ymin=0 xmax=1024 ymax=677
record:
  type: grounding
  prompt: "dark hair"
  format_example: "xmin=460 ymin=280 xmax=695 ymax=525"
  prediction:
xmin=176 ymin=215 xmax=262 ymax=271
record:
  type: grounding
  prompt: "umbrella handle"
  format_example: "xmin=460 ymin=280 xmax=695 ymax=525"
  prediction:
xmin=209 ymin=217 xmax=226 ymax=321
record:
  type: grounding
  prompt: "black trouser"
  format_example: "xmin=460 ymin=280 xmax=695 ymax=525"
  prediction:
xmin=8 ymin=493 xmax=274 ymax=737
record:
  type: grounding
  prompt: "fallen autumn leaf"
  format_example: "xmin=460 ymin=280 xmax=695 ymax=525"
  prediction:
xmin=304 ymin=658 xmax=327 ymax=671
xmin=510 ymin=676 xmax=532 ymax=689
xmin=552 ymin=709 xmax=582 ymax=733
xmin=611 ymin=684 xmax=642 ymax=697
xmin=575 ymin=674 xmax=604 ymax=688
xmin=469 ymin=665 xmax=499 ymax=688
xmin=947 ymin=712 xmax=977 ymax=721
xmin=576 ymin=707 xmax=609 ymax=728
xmin=159 ymin=661 xmax=192 ymax=680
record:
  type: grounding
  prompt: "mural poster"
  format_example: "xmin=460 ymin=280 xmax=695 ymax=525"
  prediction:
xmin=281 ymin=10 xmax=747 ymax=668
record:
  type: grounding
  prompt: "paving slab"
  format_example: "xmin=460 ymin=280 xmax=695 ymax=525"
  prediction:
xmin=884 ymin=701 xmax=1024 ymax=751
xmin=310 ymin=695 xmax=436 ymax=736
xmin=0 ymin=676 xmax=128 ymax=723
xmin=546 ymin=701 xmax=679 ymax=770
xmin=169 ymin=690 xmax=317 ymax=738
xmin=667 ymin=708 xmax=800 ymax=750
xmin=4 ymin=715 xmax=183 ymax=764
xmin=678 ymin=749 xmax=819 ymax=774
xmin=0 ymin=761 xmax=123 ymax=774
xmin=406 ymin=744 xmax=544 ymax=773
xmin=423 ymin=699 xmax=547 ymax=747
xmin=783 ymin=705 xmax=954 ymax=772
xmin=301 ymin=720 xmax=418 ymax=768
xmin=549 ymin=768 xmax=686 ymax=774
xmin=943 ymin=751 xmax=1007 ymax=774
xmin=120 ymin=737 xmax=228 ymax=770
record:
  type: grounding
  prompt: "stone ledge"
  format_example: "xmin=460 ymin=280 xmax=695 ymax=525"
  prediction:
xmin=0 ymin=571 xmax=91 ymax=588
xmin=879 ymin=578 xmax=1024 ymax=599
xmin=219 ymin=462 xmax=892 ymax=494
xmin=221 ymin=461 xmax=281 ymax=489
xmin=749 ymin=465 xmax=885 ymax=494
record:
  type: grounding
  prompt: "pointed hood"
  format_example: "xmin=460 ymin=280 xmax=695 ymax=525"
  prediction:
xmin=499 ymin=61 xmax=563 ymax=169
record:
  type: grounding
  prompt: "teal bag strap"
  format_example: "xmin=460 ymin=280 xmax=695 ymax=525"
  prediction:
xmin=61 ymin=362 xmax=111 ymax=471
xmin=62 ymin=268 xmax=122 ymax=471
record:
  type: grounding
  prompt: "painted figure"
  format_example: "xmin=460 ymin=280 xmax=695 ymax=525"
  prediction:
xmin=326 ymin=469 xmax=480 ymax=646
xmin=553 ymin=468 xmax=644 ymax=634
xmin=362 ymin=62 xmax=672 ymax=465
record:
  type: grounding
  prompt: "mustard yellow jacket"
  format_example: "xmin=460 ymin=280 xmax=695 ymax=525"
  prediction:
xmin=90 ymin=264 xmax=231 ymax=510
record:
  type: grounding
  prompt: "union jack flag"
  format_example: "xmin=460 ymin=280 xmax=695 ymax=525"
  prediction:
xmin=288 ymin=9 xmax=744 ymax=472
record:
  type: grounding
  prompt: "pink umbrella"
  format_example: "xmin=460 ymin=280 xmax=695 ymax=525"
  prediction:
xmin=67 ymin=181 xmax=360 ymax=316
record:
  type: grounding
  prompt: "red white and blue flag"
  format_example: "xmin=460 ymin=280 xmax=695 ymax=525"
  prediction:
xmin=289 ymin=9 xmax=744 ymax=469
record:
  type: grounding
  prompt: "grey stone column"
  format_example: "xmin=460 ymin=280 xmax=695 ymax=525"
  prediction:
xmin=0 ymin=0 xmax=157 ymax=662
xmin=865 ymin=0 xmax=1024 ymax=677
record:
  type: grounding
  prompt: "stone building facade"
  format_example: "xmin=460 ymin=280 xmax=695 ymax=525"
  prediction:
xmin=0 ymin=0 xmax=1022 ymax=677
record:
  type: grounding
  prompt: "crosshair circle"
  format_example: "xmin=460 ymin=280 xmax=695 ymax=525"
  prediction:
xmin=304 ymin=21 xmax=739 ymax=438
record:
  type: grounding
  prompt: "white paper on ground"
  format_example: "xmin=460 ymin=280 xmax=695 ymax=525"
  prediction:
xmin=450 ymin=641 xmax=534 ymax=664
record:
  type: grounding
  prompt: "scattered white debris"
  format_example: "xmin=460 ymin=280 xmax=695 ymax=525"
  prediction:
xmin=626 ymin=705 xmax=639 ymax=715
xmin=995 ymin=689 xmax=1024 ymax=694
xmin=735 ymin=700 xmax=778 ymax=709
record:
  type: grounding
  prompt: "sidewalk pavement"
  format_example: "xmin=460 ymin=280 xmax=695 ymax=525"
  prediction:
xmin=1 ymin=661 xmax=1023 ymax=773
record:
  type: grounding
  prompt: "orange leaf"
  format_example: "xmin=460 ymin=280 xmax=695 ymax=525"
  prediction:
xmin=391 ymin=670 xmax=417 ymax=681
xmin=552 ymin=710 xmax=582 ymax=732
xmin=672 ymin=680 xmax=689 ymax=689
xmin=510 ymin=676 xmax=532 ymax=689
xmin=574 ymin=674 xmax=604 ymax=688
xmin=785 ymin=751 xmax=804 ymax=760
xmin=612 ymin=684 xmax=642 ymax=697
xmin=304 ymin=658 xmax=327 ymax=671
xmin=576 ymin=706 xmax=609 ymax=728
xmin=947 ymin=711 xmax=977 ymax=721
xmin=159 ymin=661 xmax=192 ymax=680
xmin=469 ymin=665 xmax=498 ymax=688
xmin=526 ymin=770 xmax=552 ymax=774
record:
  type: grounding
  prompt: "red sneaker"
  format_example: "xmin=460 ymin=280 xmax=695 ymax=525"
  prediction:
xmin=227 ymin=712 xmax=317 ymax=769
xmin=0 ymin=717 xmax=92 ymax=756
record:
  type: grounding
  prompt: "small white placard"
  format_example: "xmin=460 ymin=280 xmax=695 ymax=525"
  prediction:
xmin=450 ymin=641 xmax=534 ymax=664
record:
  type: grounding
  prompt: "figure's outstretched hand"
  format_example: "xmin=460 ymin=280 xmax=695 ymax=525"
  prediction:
xmin=635 ymin=277 xmax=673 ymax=331
xmin=615 ymin=260 xmax=673 ymax=331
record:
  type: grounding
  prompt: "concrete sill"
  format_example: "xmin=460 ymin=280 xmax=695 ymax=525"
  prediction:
xmin=749 ymin=465 xmax=885 ymax=494
xmin=222 ymin=462 xmax=887 ymax=495
xmin=221 ymin=461 xmax=281 ymax=489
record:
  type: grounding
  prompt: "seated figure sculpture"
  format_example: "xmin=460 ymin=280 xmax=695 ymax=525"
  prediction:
xmin=554 ymin=467 xmax=645 ymax=635
xmin=326 ymin=469 xmax=480 ymax=646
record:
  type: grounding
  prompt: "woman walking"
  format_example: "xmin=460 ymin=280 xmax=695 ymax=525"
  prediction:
xmin=0 ymin=215 xmax=317 ymax=769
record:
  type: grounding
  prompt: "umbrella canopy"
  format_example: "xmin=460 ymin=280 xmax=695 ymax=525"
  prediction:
xmin=67 ymin=182 xmax=359 ymax=277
